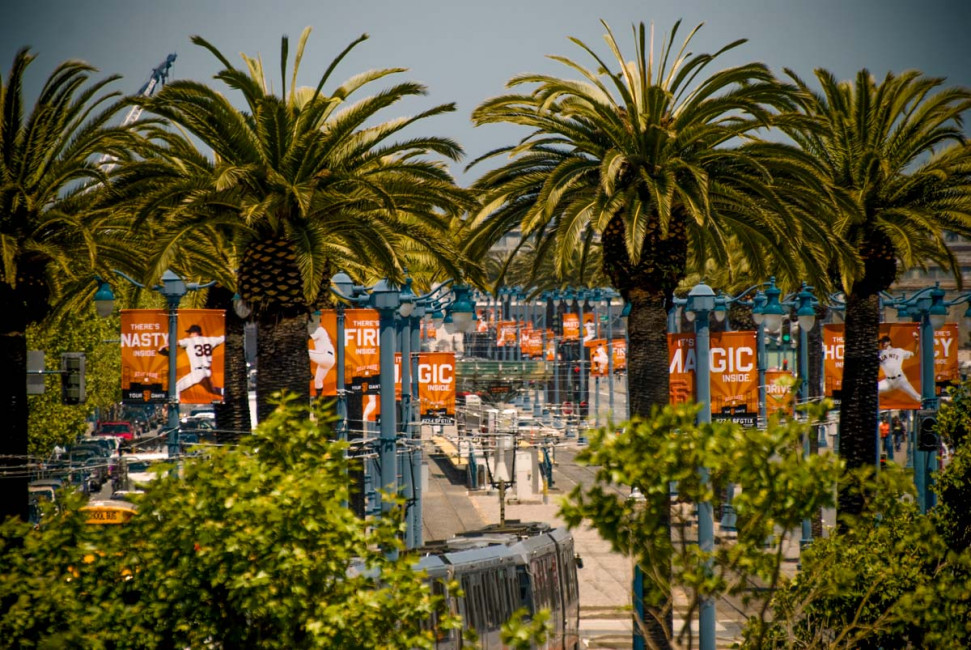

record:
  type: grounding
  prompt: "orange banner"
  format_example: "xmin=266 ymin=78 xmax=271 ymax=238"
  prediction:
xmin=545 ymin=335 xmax=557 ymax=361
xmin=562 ymin=313 xmax=580 ymax=340
xmin=121 ymin=309 xmax=226 ymax=405
xmin=822 ymin=324 xmax=844 ymax=397
xmin=612 ymin=339 xmax=627 ymax=372
xmin=934 ymin=323 xmax=960 ymax=394
xmin=824 ymin=322 xmax=922 ymax=409
xmin=344 ymin=309 xmax=381 ymax=423
xmin=710 ymin=331 xmax=758 ymax=421
xmin=586 ymin=338 xmax=609 ymax=377
xmin=309 ymin=310 xmax=338 ymax=398
xmin=765 ymin=370 xmax=795 ymax=417
xmin=878 ymin=323 xmax=921 ymax=410
xmin=121 ymin=310 xmax=169 ymax=404
xmin=521 ymin=328 xmax=543 ymax=358
xmin=668 ymin=331 xmax=758 ymax=426
xmin=496 ymin=321 xmax=518 ymax=347
xmin=418 ymin=352 xmax=456 ymax=424
xmin=668 ymin=333 xmax=696 ymax=405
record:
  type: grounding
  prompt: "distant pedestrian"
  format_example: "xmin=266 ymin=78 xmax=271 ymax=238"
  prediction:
xmin=892 ymin=416 xmax=905 ymax=451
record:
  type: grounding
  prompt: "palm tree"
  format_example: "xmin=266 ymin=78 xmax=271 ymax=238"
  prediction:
xmin=779 ymin=69 xmax=971 ymax=515
xmin=131 ymin=28 xmax=474 ymax=421
xmin=466 ymin=21 xmax=833 ymax=646
xmin=0 ymin=49 xmax=131 ymax=521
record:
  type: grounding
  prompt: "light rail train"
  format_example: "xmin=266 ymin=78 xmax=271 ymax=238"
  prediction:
xmin=417 ymin=520 xmax=581 ymax=649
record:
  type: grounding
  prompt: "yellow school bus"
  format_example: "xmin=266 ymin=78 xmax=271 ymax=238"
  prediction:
xmin=80 ymin=499 xmax=137 ymax=525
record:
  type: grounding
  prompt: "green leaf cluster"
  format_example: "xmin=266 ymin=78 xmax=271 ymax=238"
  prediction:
xmin=560 ymin=401 xmax=843 ymax=647
xmin=1 ymin=396 xmax=460 ymax=649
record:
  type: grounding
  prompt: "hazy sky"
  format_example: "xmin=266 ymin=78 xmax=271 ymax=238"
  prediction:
xmin=3 ymin=0 xmax=970 ymax=184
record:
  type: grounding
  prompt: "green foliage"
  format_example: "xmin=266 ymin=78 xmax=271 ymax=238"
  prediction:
xmin=750 ymin=466 xmax=971 ymax=648
xmin=500 ymin=607 xmax=551 ymax=649
xmin=933 ymin=381 xmax=971 ymax=551
xmin=0 ymin=396 xmax=460 ymax=648
xmin=560 ymin=401 xmax=842 ymax=647
xmin=26 ymin=309 xmax=121 ymax=456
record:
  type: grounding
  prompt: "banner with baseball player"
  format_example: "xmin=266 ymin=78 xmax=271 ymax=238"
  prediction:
xmin=934 ymin=323 xmax=960 ymax=395
xmin=822 ymin=322 xmax=922 ymax=409
xmin=765 ymin=370 xmax=795 ymax=417
xmin=521 ymin=327 xmax=544 ymax=358
xmin=308 ymin=310 xmax=338 ymax=398
xmin=175 ymin=310 xmax=226 ymax=404
xmin=120 ymin=310 xmax=169 ymax=404
xmin=585 ymin=338 xmax=610 ymax=377
xmin=417 ymin=352 xmax=456 ymax=424
xmin=121 ymin=309 xmax=226 ymax=404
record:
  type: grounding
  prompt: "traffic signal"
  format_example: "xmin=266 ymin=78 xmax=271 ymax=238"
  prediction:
xmin=60 ymin=352 xmax=86 ymax=405
xmin=781 ymin=318 xmax=791 ymax=346
xmin=917 ymin=411 xmax=939 ymax=452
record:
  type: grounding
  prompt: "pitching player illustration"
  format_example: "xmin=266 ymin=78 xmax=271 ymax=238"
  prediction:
xmin=591 ymin=343 xmax=609 ymax=375
xmin=173 ymin=324 xmax=225 ymax=396
xmin=308 ymin=324 xmax=336 ymax=397
xmin=878 ymin=335 xmax=921 ymax=402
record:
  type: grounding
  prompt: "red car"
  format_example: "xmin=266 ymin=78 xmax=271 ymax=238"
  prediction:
xmin=97 ymin=421 xmax=135 ymax=440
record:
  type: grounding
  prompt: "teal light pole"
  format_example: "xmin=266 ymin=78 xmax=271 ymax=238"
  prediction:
xmin=684 ymin=282 xmax=716 ymax=650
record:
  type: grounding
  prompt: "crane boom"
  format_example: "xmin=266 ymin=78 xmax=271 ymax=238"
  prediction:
xmin=98 ymin=53 xmax=177 ymax=171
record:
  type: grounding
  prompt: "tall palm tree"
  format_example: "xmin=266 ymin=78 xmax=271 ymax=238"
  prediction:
xmin=0 ymin=49 xmax=131 ymax=521
xmin=466 ymin=21 xmax=835 ymax=646
xmin=131 ymin=28 xmax=474 ymax=421
xmin=779 ymin=69 xmax=971 ymax=515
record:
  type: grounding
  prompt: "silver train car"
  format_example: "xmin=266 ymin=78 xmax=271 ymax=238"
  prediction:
xmin=416 ymin=521 xmax=581 ymax=649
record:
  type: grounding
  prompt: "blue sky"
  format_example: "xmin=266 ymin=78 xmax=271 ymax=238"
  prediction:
xmin=3 ymin=0 xmax=970 ymax=183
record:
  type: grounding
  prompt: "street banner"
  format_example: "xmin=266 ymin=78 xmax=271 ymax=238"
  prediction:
xmin=496 ymin=321 xmax=517 ymax=347
xmin=583 ymin=313 xmax=597 ymax=343
xmin=586 ymin=338 xmax=609 ymax=377
xmin=309 ymin=309 xmax=338 ymax=398
xmin=934 ymin=323 xmax=960 ymax=394
xmin=521 ymin=328 xmax=543 ymax=358
xmin=823 ymin=322 xmax=922 ymax=409
xmin=343 ymin=309 xmax=381 ymax=424
xmin=418 ymin=352 xmax=456 ymax=424
xmin=121 ymin=309 xmax=169 ymax=404
xmin=765 ymin=370 xmax=795 ymax=417
xmin=545 ymin=334 xmax=557 ymax=361
xmin=562 ymin=313 xmax=579 ymax=340
xmin=668 ymin=331 xmax=759 ymax=426
xmin=822 ymin=324 xmax=844 ymax=397
xmin=668 ymin=333 xmax=696 ymax=405
xmin=121 ymin=309 xmax=226 ymax=405
xmin=612 ymin=339 xmax=627 ymax=372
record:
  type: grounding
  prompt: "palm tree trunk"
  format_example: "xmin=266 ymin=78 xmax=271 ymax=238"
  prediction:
xmin=256 ymin=313 xmax=311 ymax=422
xmin=808 ymin=305 xmax=826 ymax=538
xmin=0 ymin=290 xmax=28 ymax=522
xmin=837 ymin=290 xmax=880 ymax=520
xmin=205 ymin=286 xmax=251 ymax=435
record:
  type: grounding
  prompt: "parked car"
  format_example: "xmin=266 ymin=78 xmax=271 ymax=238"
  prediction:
xmin=97 ymin=421 xmax=135 ymax=440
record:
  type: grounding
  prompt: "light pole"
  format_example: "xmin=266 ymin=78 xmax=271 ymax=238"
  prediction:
xmin=94 ymin=270 xmax=213 ymax=457
xmin=684 ymin=281 xmax=716 ymax=650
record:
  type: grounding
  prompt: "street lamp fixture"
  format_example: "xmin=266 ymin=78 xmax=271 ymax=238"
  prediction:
xmin=751 ymin=290 xmax=766 ymax=326
xmin=929 ymin=285 xmax=948 ymax=331
xmin=795 ymin=284 xmax=817 ymax=332
xmin=232 ymin=292 xmax=252 ymax=319
xmin=762 ymin=278 xmax=785 ymax=332
xmin=398 ymin=277 xmax=416 ymax=318
xmin=449 ymin=284 xmax=475 ymax=333
xmin=712 ymin=292 xmax=728 ymax=323
xmin=93 ymin=277 xmax=116 ymax=318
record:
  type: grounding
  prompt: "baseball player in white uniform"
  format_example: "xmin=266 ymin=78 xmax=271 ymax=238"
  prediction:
xmin=175 ymin=325 xmax=225 ymax=395
xmin=591 ymin=343 xmax=609 ymax=375
xmin=877 ymin=336 xmax=921 ymax=402
xmin=309 ymin=324 xmax=336 ymax=397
